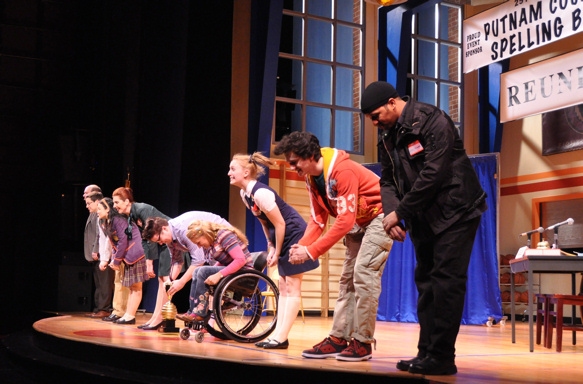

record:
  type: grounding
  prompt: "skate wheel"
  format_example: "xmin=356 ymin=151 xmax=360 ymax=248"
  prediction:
xmin=179 ymin=328 xmax=190 ymax=340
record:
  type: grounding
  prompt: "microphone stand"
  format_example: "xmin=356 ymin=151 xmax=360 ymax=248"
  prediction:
xmin=552 ymin=227 xmax=559 ymax=249
xmin=526 ymin=233 xmax=532 ymax=248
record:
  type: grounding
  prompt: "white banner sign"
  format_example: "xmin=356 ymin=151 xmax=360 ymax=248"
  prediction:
xmin=500 ymin=48 xmax=583 ymax=122
xmin=463 ymin=0 xmax=583 ymax=73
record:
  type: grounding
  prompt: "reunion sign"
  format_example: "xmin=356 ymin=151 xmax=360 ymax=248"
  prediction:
xmin=463 ymin=0 xmax=583 ymax=73
xmin=499 ymin=48 xmax=583 ymax=122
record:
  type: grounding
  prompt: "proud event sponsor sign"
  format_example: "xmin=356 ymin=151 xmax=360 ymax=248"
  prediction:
xmin=463 ymin=0 xmax=583 ymax=73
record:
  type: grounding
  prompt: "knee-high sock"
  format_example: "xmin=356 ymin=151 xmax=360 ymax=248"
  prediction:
xmin=271 ymin=295 xmax=287 ymax=341
xmin=272 ymin=296 xmax=300 ymax=343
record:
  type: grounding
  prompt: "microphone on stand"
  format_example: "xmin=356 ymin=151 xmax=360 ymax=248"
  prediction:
xmin=518 ymin=227 xmax=544 ymax=237
xmin=545 ymin=218 xmax=574 ymax=231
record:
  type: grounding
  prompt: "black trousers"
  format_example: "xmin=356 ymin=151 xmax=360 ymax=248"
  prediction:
xmin=92 ymin=261 xmax=115 ymax=312
xmin=410 ymin=215 xmax=482 ymax=361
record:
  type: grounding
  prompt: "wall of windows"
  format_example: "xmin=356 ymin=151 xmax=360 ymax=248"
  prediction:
xmin=275 ymin=0 xmax=365 ymax=153
xmin=408 ymin=1 xmax=463 ymax=132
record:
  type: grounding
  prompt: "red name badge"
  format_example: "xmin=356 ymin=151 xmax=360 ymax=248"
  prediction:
xmin=408 ymin=140 xmax=424 ymax=156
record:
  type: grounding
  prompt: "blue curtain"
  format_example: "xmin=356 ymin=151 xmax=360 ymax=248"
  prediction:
xmin=370 ymin=154 xmax=502 ymax=325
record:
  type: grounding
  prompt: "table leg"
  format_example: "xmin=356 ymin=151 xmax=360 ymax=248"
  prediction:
xmin=511 ymin=272 xmax=516 ymax=343
xmin=572 ymin=273 xmax=576 ymax=346
xmin=528 ymin=268 xmax=534 ymax=352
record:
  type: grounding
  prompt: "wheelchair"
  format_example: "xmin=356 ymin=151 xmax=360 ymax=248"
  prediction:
xmin=179 ymin=251 xmax=279 ymax=343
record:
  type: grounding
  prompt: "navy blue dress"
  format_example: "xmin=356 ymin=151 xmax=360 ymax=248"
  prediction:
xmin=244 ymin=181 xmax=319 ymax=276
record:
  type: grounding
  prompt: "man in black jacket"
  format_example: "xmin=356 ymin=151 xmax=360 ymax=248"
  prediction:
xmin=362 ymin=81 xmax=487 ymax=375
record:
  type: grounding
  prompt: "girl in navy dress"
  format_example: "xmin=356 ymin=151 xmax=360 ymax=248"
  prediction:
xmin=229 ymin=152 xmax=319 ymax=349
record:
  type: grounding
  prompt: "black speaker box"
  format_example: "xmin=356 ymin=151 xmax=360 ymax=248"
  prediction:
xmin=58 ymin=265 xmax=92 ymax=312
xmin=61 ymin=251 xmax=87 ymax=266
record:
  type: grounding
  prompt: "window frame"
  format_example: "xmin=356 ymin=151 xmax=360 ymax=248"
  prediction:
xmin=408 ymin=1 xmax=464 ymax=135
xmin=273 ymin=0 xmax=366 ymax=155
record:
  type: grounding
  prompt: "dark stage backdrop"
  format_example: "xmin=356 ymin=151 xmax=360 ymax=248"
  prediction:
xmin=1 ymin=0 xmax=234 ymax=333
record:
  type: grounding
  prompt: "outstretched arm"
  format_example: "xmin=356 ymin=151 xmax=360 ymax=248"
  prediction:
xmin=167 ymin=264 xmax=196 ymax=296
xmin=262 ymin=205 xmax=285 ymax=267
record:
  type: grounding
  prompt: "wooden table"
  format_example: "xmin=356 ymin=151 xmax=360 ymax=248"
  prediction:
xmin=509 ymin=255 xmax=583 ymax=352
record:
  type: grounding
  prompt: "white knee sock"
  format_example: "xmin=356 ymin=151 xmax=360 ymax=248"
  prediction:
xmin=272 ymin=296 xmax=300 ymax=343
xmin=271 ymin=296 xmax=287 ymax=342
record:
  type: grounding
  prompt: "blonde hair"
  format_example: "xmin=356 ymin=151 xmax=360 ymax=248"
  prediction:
xmin=232 ymin=152 xmax=273 ymax=180
xmin=187 ymin=220 xmax=249 ymax=246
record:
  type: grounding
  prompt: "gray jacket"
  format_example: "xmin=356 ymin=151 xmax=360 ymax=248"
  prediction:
xmin=83 ymin=212 xmax=99 ymax=262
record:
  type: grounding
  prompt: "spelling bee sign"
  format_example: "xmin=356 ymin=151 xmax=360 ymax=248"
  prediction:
xmin=463 ymin=0 xmax=583 ymax=73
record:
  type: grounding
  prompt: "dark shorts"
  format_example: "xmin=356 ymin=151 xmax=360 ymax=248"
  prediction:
xmin=278 ymin=252 xmax=319 ymax=276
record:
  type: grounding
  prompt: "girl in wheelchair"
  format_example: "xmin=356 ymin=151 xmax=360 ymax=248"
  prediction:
xmin=175 ymin=220 xmax=254 ymax=322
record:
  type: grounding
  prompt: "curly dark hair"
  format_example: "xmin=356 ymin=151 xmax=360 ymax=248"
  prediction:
xmin=142 ymin=217 xmax=169 ymax=241
xmin=273 ymin=131 xmax=322 ymax=161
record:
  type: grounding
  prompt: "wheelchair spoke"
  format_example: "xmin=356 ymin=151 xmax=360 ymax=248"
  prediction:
xmin=212 ymin=270 xmax=278 ymax=343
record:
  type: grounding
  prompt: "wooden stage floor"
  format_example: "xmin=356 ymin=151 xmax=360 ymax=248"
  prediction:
xmin=24 ymin=312 xmax=583 ymax=383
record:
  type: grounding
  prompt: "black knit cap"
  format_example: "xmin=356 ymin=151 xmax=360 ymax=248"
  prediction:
xmin=361 ymin=81 xmax=399 ymax=114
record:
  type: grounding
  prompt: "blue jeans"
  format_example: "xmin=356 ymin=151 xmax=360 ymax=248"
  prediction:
xmin=188 ymin=265 xmax=225 ymax=314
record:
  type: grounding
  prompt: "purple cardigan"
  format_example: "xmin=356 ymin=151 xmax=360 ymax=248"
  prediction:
xmin=110 ymin=216 xmax=145 ymax=265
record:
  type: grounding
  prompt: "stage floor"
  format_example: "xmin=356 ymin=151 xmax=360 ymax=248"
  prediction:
xmin=28 ymin=312 xmax=583 ymax=384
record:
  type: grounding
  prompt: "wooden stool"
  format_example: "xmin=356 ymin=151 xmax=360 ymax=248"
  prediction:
xmin=535 ymin=294 xmax=550 ymax=348
xmin=546 ymin=294 xmax=583 ymax=352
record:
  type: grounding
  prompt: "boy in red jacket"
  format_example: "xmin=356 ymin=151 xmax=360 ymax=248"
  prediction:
xmin=274 ymin=132 xmax=393 ymax=361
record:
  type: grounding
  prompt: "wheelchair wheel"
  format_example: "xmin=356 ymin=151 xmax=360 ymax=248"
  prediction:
xmin=204 ymin=314 xmax=230 ymax=340
xmin=212 ymin=269 xmax=278 ymax=343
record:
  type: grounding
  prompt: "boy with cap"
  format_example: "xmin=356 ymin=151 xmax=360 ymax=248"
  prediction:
xmin=361 ymin=81 xmax=487 ymax=375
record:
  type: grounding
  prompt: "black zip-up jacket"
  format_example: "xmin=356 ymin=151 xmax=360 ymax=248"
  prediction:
xmin=378 ymin=97 xmax=487 ymax=238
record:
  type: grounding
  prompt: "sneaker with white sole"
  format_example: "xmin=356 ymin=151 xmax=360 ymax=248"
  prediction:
xmin=301 ymin=337 xmax=348 ymax=359
xmin=335 ymin=338 xmax=373 ymax=361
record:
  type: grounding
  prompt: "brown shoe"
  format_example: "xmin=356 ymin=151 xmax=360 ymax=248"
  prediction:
xmin=176 ymin=312 xmax=203 ymax=322
xmin=90 ymin=310 xmax=111 ymax=318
